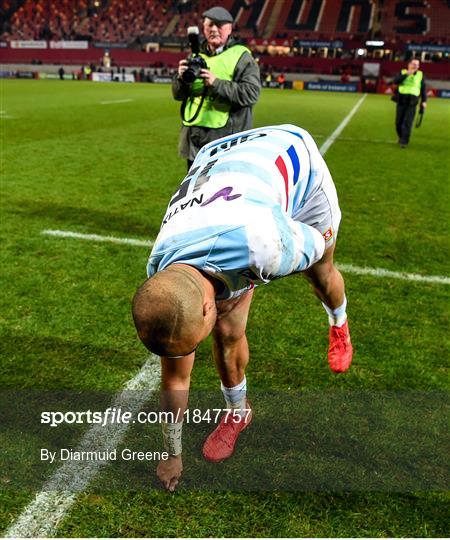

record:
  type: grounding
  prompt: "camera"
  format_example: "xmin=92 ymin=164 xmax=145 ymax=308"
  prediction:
xmin=182 ymin=55 xmax=208 ymax=84
xmin=181 ymin=26 xmax=208 ymax=84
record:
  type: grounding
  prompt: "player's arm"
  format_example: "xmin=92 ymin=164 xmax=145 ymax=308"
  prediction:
xmin=156 ymin=353 xmax=195 ymax=492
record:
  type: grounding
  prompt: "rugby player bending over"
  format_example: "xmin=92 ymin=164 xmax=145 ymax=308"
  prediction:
xmin=132 ymin=124 xmax=353 ymax=491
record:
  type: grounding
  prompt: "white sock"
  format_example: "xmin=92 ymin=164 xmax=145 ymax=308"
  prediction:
xmin=221 ymin=376 xmax=247 ymax=418
xmin=322 ymin=296 xmax=347 ymax=327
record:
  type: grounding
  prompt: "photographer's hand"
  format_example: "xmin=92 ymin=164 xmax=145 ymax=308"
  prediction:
xmin=200 ymin=69 xmax=217 ymax=86
xmin=177 ymin=59 xmax=188 ymax=80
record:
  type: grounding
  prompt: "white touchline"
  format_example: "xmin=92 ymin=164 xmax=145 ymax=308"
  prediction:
xmin=100 ymin=99 xmax=134 ymax=105
xmin=41 ymin=229 xmax=450 ymax=285
xmin=4 ymin=354 xmax=161 ymax=539
xmin=314 ymin=135 xmax=399 ymax=144
xmin=336 ymin=263 xmax=450 ymax=286
xmin=335 ymin=136 xmax=396 ymax=144
xmin=41 ymin=229 xmax=153 ymax=247
xmin=319 ymin=94 xmax=368 ymax=155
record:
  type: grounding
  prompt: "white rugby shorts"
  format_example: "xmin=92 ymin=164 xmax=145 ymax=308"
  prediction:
xmin=292 ymin=169 xmax=341 ymax=247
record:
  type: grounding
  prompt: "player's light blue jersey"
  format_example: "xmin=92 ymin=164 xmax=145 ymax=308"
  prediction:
xmin=147 ymin=124 xmax=328 ymax=299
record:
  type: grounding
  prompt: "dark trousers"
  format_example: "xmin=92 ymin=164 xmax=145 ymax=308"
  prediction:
xmin=395 ymin=103 xmax=417 ymax=145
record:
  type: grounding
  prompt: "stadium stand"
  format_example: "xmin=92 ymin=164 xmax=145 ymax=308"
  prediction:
xmin=1 ymin=0 xmax=172 ymax=43
xmin=248 ymin=0 xmax=449 ymax=42
xmin=1 ymin=0 xmax=449 ymax=44
xmin=0 ymin=0 xmax=448 ymax=81
xmin=380 ymin=0 xmax=449 ymax=43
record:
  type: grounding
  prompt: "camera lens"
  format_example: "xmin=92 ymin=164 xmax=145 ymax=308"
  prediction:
xmin=182 ymin=68 xmax=197 ymax=84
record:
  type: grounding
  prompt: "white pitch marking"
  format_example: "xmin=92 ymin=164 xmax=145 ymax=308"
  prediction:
xmin=41 ymin=229 xmax=153 ymax=247
xmin=100 ymin=99 xmax=133 ymax=105
xmin=41 ymin=229 xmax=450 ymax=285
xmin=337 ymin=263 xmax=450 ymax=285
xmin=336 ymin=136 xmax=396 ymax=144
xmin=313 ymin=135 xmax=397 ymax=145
xmin=4 ymin=354 xmax=161 ymax=538
xmin=0 ymin=110 xmax=14 ymax=119
xmin=319 ymin=93 xmax=368 ymax=155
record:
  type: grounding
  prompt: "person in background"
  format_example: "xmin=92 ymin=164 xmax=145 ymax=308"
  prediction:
xmin=393 ymin=59 xmax=427 ymax=148
xmin=277 ymin=73 xmax=286 ymax=88
xmin=172 ymin=6 xmax=261 ymax=170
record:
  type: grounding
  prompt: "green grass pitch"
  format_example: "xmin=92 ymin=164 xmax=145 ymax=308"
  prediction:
xmin=0 ymin=80 xmax=449 ymax=537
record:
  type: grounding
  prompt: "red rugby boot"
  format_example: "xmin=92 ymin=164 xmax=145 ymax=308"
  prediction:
xmin=202 ymin=402 xmax=252 ymax=462
xmin=328 ymin=320 xmax=353 ymax=373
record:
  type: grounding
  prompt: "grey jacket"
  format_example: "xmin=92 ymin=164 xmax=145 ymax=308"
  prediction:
xmin=172 ymin=38 xmax=261 ymax=161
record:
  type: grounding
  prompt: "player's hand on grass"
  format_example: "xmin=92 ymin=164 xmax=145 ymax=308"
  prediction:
xmin=157 ymin=454 xmax=183 ymax=492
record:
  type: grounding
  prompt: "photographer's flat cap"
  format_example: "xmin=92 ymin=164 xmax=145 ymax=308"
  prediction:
xmin=203 ymin=6 xmax=234 ymax=23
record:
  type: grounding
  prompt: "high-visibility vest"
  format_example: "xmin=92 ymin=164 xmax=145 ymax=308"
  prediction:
xmin=183 ymin=45 xmax=250 ymax=128
xmin=398 ymin=69 xmax=423 ymax=97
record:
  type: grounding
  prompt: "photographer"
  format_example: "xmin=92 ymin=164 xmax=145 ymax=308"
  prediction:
xmin=172 ymin=6 xmax=261 ymax=169
xmin=393 ymin=59 xmax=427 ymax=148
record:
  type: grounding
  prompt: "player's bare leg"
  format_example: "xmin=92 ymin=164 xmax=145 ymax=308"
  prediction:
xmin=203 ymin=290 xmax=254 ymax=461
xmin=303 ymin=244 xmax=353 ymax=372
xmin=213 ymin=289 xmax=254 ymax=386
xmin=303 ymin=243 xmax=344 ymax=307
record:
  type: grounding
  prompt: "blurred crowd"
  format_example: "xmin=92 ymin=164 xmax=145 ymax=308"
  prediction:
xmin=1 ymin=0 xmax=226 ymax=43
